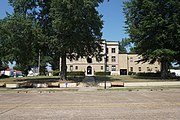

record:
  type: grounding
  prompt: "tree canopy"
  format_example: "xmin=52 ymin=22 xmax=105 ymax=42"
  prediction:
xmin=0 ymin=0 xmax=104 ymax=78
xmin=124 ymin=0 xmax=180 ymax=78
xmin=50 ymin=0 xmax=103 ymax=80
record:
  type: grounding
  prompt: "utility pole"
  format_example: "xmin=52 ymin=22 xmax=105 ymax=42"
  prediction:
xmin=104 ymin=41 xmax=107 ymax=89
xmin=38 ymin=50 xmax=41 ymax=76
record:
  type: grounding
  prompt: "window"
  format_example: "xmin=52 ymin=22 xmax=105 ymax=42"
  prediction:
xmin=112 ymin=48 xmax=116 ymax=53
xmin=111 ymin=56 xmax=116 ymax=62
xmin=130 ymin=67 xmax=133 ymax=72
xmin=155 ymin=67 xmax=158 ymax=71
xmin=138 ymin=56 xmax=141 ymax=60
xmin=106 ymin=65 xmax=109 ymax=71
xmin=130 ymin=57 xmax=133 ymax=62
xmin=106 ymin=56 xmax=109 ymax=62
xmin=106 ymin=48 xmax=108 ymax=54
xmin=70 ymin=65 xmax=73 ymax=71
xmin=112 ymin=65 xmax=116 ymax=71
xmin=75 ymin=57 xmax=79 ymax=61
xmin=101 ymin=66 xmax=103 ymax=70
xmin=139 ymin=67 xmax=141 ymax=72
xmin=147 ymin=67 xmax=150 ymax=71
xmin=96 ymin=57 xmax=102 ymax=62
xmin=75 ymin=66 xmax=78 ymax=70
xmin=87 ymin=57 xmax=92 ymax=63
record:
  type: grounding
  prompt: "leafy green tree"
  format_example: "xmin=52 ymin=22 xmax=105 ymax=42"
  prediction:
xmin=6 ymin=0 xmax=52 ymax=75
xmin=124 ymin=0 xmax=180 ymax=79
xmin=3 ymin=14 xmax=42 ymax=75
xmin=50 ymin=0 xmax=103 ymax=80
xmin=119 ymin=38 xmax=132 ymax=53
xmin=0 ymin=17 xmax=16 ymax=68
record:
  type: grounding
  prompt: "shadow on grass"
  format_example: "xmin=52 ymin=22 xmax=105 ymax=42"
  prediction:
xmin=15 ymin=78 xmax=60 ymax=83
xmin=15 ymin=76 xmax=85 ymax=83
xmin=95 ymin=76 xmax=121 ymax=82
xmin=132 ymin=75 xmax=180 ymax=81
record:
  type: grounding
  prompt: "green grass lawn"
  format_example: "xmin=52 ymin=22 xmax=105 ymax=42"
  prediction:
xmin=95 ymin=75 xmax=180 ymax=83
xmin=0 ymin=75 xmax=179 ymax=84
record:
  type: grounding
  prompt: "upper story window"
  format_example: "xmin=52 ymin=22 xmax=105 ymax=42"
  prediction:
xmin=130 ymin=67 xmax=133 ymax=72
xmin=105 ymin=56 xmax=109 ymax=62
xmin=106 ymin=48 xmax=108 ymax=54
xmin=75 ymin=57 xmax=79 ymax=61
xmin=155 ymin=67 xmax=158 ymax=71
xmin=138 ymin=56 xmax=141 ymax=60
xmin=112 ymin=48 xmax=116 ymax=53
xmin=139 ymin=67 xmax=141 ymax=72
xmin=130 ymin=57 xmax=133 ymax=62
xmin=111 ymin=56 xmax=116 ymax=62
xmin=87 ymin=57 xmax=92 ymax=63
xmin=96 ymin=57 xmax=102 ymax=62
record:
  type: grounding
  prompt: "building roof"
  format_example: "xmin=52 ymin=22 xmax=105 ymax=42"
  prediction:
xmin=14 ymin=70 xmax=22 ymax=72
xmin=5 ymin=68 xmax=13 ymax=71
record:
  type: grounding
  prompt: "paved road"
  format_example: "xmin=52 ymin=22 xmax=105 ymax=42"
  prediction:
xmin=0 ymin=90 xmax=180 ymax=120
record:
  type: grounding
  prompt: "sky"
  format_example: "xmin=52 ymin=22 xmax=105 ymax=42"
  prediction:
xmin=0 ymin=0 xmax=129 ymax=41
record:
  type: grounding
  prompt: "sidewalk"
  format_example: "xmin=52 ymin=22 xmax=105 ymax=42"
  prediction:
xmin=124 ymin=81 xmax=180 ymax=87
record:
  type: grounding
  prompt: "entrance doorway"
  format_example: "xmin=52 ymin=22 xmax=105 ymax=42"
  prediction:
xmin=87 ymin=66 xmax=92 ymax=75
xmin=120 ymin=69 xmax=127 ymax=75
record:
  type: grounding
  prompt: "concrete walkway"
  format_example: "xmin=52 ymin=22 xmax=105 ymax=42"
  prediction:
xmin=124 ymin=81 xmax=180 ymax=87
xmin=78 ymin=87 xmax=97 ymax=92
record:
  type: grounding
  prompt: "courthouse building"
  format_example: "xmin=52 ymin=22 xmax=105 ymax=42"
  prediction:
xmin=64 ymin=41 xmax=160 ymax=76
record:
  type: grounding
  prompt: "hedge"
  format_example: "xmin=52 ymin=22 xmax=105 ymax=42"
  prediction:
xmin=136 ymin=72 xmax=161 ymax=77
xmin=67 ymin=71 xmax=85 ymax=76
xmin=53 ymin=71 xmax=85 ymax=76
xmin=0 ymin=74 xmax=10 ymax=79
xmin=128 ymin=72 xmax=136 ymax=75
xmin=95 ymin=72 xmax=111 ymax=76
xmin=52 ymin=70 xmax=60 ymax=76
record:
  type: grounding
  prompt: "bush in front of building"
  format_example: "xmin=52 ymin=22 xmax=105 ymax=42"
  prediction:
xmin=52 ymin=70 xmax=60 ymax=76
xmin=136 ymin=72 xmax=161 ymax=77
xmin=67 ymin=71 xmax=85 ymax=76
xmin=128 ymin=72 xmax=136 ymax=75
xmin=95 ymin=72 xmax=111 ymax=76
xmin=53 ymin=71 xmax=85 ymax=76
xmin=0 ymin=74 xmax=10 ymax=79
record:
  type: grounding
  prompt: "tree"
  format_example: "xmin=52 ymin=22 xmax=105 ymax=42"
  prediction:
xmin=119 ymin=38 xmax=132 ymax=53
xmin=3 ymin=14 xmax=42 ymax=75
xmin=50 ymin=0 xmax=103 ymax=80
xmin=124 ymin=0 xmax=180 ymax=79
xmin=4 ymin=0 xmax=52 ymax=75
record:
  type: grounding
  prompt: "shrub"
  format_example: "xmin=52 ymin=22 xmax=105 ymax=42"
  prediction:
xmin=136 ymin=72 xmax=161 ymax=77
xmin=0 ymin=74 xmax=10 ymax=79
xmin=67 ymin=71 xmax=85 ymax=76
xmin=52 ymin=70 xmax=60 ymax=76
xmin=52 ymin=71 xmax=85 ymax=76
xmin=95 ymin=72 xmax=111 ymax=76
xmin=128 ymin=72 xmax=136 ymax=75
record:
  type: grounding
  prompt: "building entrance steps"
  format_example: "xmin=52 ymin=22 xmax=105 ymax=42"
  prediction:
xmin=82 ymin=76 xmax=96 ymax=87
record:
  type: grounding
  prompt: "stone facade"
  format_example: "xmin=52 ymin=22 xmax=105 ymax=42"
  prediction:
xmin=60 ymin=41 xmax=160 ymax=76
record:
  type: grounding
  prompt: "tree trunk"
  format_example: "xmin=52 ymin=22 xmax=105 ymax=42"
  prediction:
xmin=60 ymin=54 xmax=67 ymax=80
xmin=161 ymin=61 xmax=169 ymax=79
